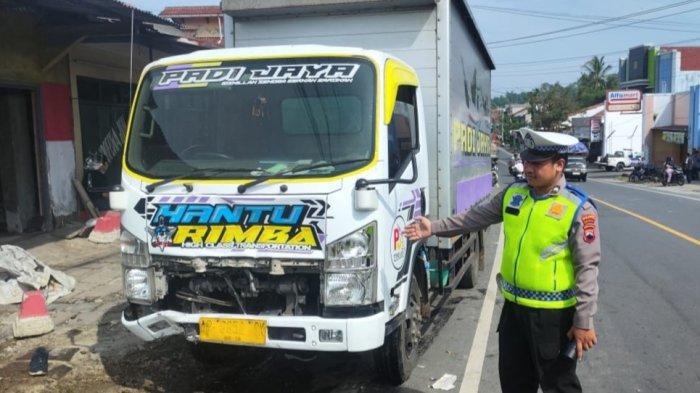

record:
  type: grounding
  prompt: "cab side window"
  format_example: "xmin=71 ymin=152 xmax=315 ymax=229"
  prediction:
xmin=387 ymin=86 xmax=418 ymax=178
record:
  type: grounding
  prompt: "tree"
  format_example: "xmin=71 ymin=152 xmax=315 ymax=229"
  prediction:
xmin=582 ymin=56 xmax=612 ymax=91
xmin=492 ymin=91 xmax=529 ymax=108
xmin=576 ymin=56 xmax=617 ymax=107
xmin=527 ymin=83 xmax=576 ymax=130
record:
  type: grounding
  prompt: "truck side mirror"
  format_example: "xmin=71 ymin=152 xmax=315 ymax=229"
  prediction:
xmin=354 ymin=187 xmax=378 ymax=211
xmin=109 ymin=185 xmax=127 ymax=211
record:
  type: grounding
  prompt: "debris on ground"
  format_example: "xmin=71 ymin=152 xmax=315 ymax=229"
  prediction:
xmin=28 ymin=347 xmax=49 ymax=376
xmin=65 ymin=218 xmax=97 ymax=239
xmin=430 ymin=373 xmax=457 ymax=390
xmin=12 ymin=291 xmax=54 ymax=338
xmin=0 ymin=245 xmax=76 ymax=305
xmin=88 ymin=211 xmax=121 ymax=244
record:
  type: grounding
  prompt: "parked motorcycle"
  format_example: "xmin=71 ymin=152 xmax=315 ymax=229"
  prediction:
xmin=661 ymin=165 xmax=685 ymax=186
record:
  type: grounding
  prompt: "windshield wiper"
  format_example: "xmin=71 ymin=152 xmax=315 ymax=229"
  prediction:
xmin=237 ymin=158 xmax=370 ymax=194
xmin=145 ymin=167 xmax=259 ymax=194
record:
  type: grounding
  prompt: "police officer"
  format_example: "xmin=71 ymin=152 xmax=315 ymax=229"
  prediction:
xmin=405 ymin=129 xmax=600 ymax=393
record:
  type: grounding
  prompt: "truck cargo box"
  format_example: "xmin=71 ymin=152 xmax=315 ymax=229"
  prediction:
xmin=222 ymin=0 xmax=494 ymax=249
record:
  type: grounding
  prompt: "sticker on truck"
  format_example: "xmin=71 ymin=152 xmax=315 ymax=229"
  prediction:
xmin=154 ymin=63 xmax=361 ymax=90
xmin=146 ymin=196 xmax=327 ymax=253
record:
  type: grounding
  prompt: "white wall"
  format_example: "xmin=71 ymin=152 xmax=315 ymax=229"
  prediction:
xmin=603 ymin=110 xmax=643 ymax=156
xmin=46 ymin=141 xmax=77 ymax=217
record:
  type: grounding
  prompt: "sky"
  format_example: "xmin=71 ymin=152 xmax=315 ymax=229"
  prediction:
xmin=131 ymin=0 xmax=700 ymax=97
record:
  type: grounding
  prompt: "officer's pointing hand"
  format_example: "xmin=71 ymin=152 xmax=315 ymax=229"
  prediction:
xmin=404 ymin=216 xmax=432 ymax=241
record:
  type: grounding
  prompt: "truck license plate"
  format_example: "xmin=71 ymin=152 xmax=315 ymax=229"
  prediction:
xmin=199 ymin=317 xmax=267 ymax=345
xmin=572 ymin=172 xmax=580 ymax=175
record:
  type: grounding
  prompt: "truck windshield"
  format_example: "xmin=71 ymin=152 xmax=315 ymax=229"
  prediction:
xmin=126 ymin=58 xmax=375 ymax=179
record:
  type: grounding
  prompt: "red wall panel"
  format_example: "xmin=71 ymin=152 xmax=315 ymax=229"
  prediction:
xmin=41 ymin=83 xmax=74 ymax=141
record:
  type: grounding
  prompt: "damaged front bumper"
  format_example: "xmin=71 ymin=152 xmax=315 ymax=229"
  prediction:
xmin=121 ymin=309 xmax=386 ymax=352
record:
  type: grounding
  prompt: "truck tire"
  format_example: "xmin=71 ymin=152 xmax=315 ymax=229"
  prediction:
xmin=374 ymin=275 xmax=423 ymax=385
xmin=616 ymin=162 xmax=625 ymax=171
xmin=581 ymin=175 xmax=587 ymax=182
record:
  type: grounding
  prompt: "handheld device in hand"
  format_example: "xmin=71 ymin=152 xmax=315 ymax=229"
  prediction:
xmin=562 ymin=340 xmax=577 ymax=360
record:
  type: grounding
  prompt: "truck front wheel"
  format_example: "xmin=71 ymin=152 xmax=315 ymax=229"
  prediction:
xmin=374 ymin=275 xmax=423 ymax=385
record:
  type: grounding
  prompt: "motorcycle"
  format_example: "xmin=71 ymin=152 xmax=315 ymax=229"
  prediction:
xmin=491 ymin=157 xmax=499 ymax=186
xmin=661 ymin=165 xmax=685 ymax=186
xmin=510 ymin=161 xmax=524 ymax=181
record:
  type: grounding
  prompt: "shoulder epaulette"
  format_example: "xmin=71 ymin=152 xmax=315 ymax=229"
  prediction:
xmin=565 ymin=183 xmax=596 ymax=209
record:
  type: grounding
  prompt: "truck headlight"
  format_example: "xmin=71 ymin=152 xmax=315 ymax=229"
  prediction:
xmin=323 ymin=222 xmax=376 ymax=306
xmin=124 ymin=267 xmax=154 ymax=304
xmin=120 ymin=229 xmax=151 ymax=268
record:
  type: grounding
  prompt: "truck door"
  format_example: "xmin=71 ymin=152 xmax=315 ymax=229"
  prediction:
xmin=387 ymin=86 xmax=422 ymax=284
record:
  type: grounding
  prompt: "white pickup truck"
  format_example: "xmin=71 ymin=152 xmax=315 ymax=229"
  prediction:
xmin=597 ymin=151 xmax=632 ymax=172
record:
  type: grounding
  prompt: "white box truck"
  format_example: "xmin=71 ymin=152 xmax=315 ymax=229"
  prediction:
xmin=111 ymin=0 xmax=494 ymax=384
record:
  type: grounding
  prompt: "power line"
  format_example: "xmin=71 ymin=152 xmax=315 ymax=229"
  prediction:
xmin=493 ymin=35 xmax=700 ymax=68
xmin=472 ymin=4 xmax=700 ymax=33
xmin=496 ymin=63 xmax=590 ymax=73
xmin=485 ymin=0 xmax=699 ymax=45
xmin=496 ymin=70 xmax=582 ymax=78
xmin=490 ymin=5 xmax=700 ymax=49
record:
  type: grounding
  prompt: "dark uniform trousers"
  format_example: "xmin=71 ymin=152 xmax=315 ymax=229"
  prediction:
xmin=498 ymin=300 xmax=582 ymax=393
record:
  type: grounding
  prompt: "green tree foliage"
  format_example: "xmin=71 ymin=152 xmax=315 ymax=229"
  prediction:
xmin=527 ymin=83 xmax=576 ymax=130
xmin=492 ymin=91 xmax=529 ymax=107
xmin=575 ymin=56 xmax=619 ymax=108
xmin=498 ymin=107 xmax=528 ymax=147
xmin=492 ymin=56 xmax=620 ymax=132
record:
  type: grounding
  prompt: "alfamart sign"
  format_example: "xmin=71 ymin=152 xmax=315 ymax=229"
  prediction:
xmin=606 ymin=90 xmax=641 ymax=112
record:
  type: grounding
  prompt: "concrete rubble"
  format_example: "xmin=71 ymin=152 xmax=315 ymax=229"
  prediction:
xmin=0 ymin=245 xmax=76 ymax=306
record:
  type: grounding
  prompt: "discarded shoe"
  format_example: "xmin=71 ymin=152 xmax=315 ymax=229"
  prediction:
xmin=28 ymin=347 xmax=49 ymax=376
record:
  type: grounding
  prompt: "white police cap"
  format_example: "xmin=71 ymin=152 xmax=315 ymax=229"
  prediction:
xmin=516 ymin=128 xmax=580 ymax=161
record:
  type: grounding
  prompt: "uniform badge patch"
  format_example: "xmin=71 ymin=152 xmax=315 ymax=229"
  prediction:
xmin=505 ymin=194 xmax=526 ymax=216
xmin=581 ymin=213 xmax=597 ymax=244
xmin=546 ymin=202 xmax=567 ymax=220
xmin=508 ymin=194 xmax=525 ymax=209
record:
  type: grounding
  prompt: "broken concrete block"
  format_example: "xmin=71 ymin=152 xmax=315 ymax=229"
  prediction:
xmin=13 ymin=291 xmax=54 ymax=338
xmin=0 ymin=245 xmax=76 ymax=305
xmin=88 ymin=211 xmax=121 ymax=243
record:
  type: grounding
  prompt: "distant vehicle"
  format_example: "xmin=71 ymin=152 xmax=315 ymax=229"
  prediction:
xmin=629 ymin=163 xmax=659 ymax=183
xmin=597 ymin=151 xmax=631 ymax=172
xmin=510 ymin=161 xmax=524 ymax=181
xmin=564 ymin=156 xmax=588 ymax=182
xmin=491 ymin=156 xmax=499 ymax=186
xmin=661 ymin=165 xmax=686 ymax=186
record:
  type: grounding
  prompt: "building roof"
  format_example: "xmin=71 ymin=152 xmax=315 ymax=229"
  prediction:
xmin=661 ymin=46 xmax=700 ymax=71
xmin=160 ymin=6 xmax=222 ymax=18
